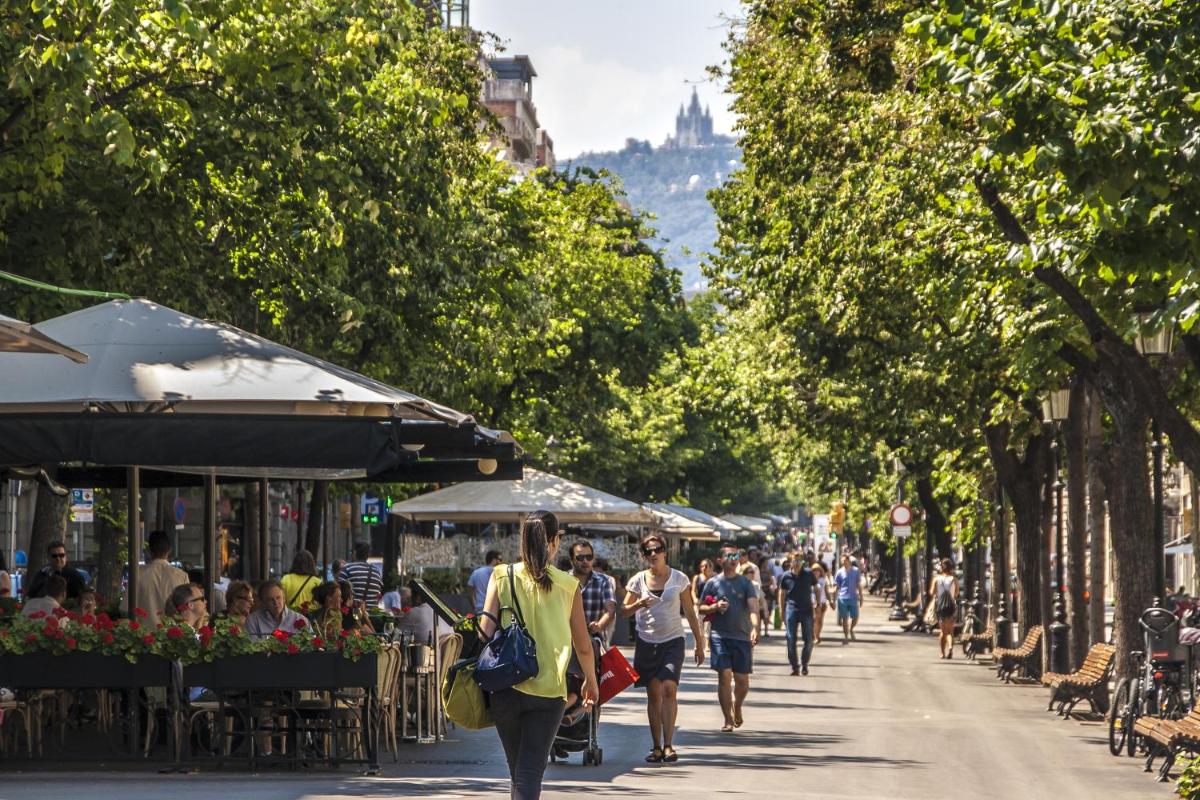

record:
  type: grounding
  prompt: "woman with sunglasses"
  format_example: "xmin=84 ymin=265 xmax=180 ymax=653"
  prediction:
xmin=621 ymin=534 xmax=704 ymax=764
xmin=811 ymin=559 xmax=833 ymax=644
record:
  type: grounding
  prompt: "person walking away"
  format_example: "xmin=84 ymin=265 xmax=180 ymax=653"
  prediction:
xmin=931 ymin=558 xmax=959 ymax=659
xmin=692 ymin=559 xmax=715 ymax=603
xmin=468 ymin=550 xmax=503 ymax=613
xmin=133 ymin=530 xmax=189 ymax=626
xmin=479 ymin=511 xmax=598 ymax=800
xmin=756 ymin=552 xmax=776 ymax=638
xmin=778 ymin=553 xmax=817 ymax=675
xmin=699 ymin=544 xmax=760 ymax=733
xmin=27 ymin=539 xmax=88 ymax=601
xmin=338 ymin=541 xmax=383 ymax=608
xmin=834 ymin=554 xmax=862 ymax=644
xmin=569 ymin=540 xmax=616 ymax=646
xmin=811 ymin=559 xmax=833 ymax=644
xmin=281 ymin=549 xmax=320 ymax=613
xmin=622 ymin=535 xmax=704 ymax=763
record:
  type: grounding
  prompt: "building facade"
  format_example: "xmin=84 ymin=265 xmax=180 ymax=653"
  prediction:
xmin=482 ymin=55 xmax=555 ymax=171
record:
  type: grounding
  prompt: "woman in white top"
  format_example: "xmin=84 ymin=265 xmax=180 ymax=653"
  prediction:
xmin=621 ymin=534 xmax=704 ymax=764
xmin=930 ymin=558 xmax=959 ymax=659
xmin=811 ymin=561 xmax=833 ymax=644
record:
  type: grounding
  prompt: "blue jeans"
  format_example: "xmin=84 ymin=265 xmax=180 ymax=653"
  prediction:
xmin=784 ymin=607 xmax=813 ymax=670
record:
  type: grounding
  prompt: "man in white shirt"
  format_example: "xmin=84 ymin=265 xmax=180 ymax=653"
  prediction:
xmin=396 ymin=588 xmax=452 ymax=643
xmin=22 ymin=575 xmax=66 ymax=619
xmin=136 ymin=530 xmax=189 ymax=625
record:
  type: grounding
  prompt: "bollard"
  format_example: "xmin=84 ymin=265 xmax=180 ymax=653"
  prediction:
xmin=996 ymin=593 xmax=1012 ymax=649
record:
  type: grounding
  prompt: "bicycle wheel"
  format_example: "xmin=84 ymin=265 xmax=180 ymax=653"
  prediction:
xmin=1109 ymin=678 xmax=1132 ymax=756
xmin=1127 ymin=677 xmax=1144 ymax=757
xmin=1160 ymin=684 xmax=1185 ymax=719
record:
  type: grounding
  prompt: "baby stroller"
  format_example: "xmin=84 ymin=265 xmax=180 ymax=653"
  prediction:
xmin=549 ymin=635 xmax=604 ymax=766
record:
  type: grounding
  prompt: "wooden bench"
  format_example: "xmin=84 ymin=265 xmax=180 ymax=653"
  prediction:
xmin=995 ymin=626 xmax=1042 ymax=683
xmin=1135 ymin=705 xmax=1200 ymax=782
xmin=960 ymin=621 xmax=995 ymax=661
xmin=1041 ymin=642 xmax=1115 ymax=717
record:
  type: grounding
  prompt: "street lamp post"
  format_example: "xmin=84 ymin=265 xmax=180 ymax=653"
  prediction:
xmin=1044 ymin=387 xmax=1072 ymax=675
xmin=889 ymin=460 xmax=909 ymax=621
xmin=994 ymin=485 xmax=1012 ymax=649
xmin=1134 ymin=311 xmax=1174 ymax=599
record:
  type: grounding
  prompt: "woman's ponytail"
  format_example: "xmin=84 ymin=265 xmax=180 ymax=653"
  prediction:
xmin=520 ymin=510 xmax=559 ymax=591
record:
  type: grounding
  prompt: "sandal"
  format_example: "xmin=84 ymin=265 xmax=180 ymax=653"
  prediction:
xmin=733 ymin=712 xmax=744 ymax=728
xmin=662 ymin=746 xmax=678 ymax=763
xmin=721 ymin=723 xmax=734 ymax=733
xmin=645 ymin=748 xmax=664 ymax=763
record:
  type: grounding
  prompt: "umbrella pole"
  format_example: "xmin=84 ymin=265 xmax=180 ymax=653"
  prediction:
xmin=203 ymin=474 xmax=217 ymax=607
xmin=259 ymin=478 xmax=270 ymax=581
xmin=125 ymin=466 xmax=141 ymax=755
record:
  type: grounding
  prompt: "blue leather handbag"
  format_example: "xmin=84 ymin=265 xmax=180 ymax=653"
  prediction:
xmin=474 ymin=564 xmax=540 ymax=693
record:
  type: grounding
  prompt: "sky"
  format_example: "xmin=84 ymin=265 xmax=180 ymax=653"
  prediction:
xmin=471 ymin=0 xmax=743 ymax=158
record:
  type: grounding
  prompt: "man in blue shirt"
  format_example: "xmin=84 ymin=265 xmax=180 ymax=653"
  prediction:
xmin=699 ymin=544 xmax=760 ymax=733
xmin=777 ymin=552 xmax=817 ymax=675
xmin=467 ymin=550 xmax=501 ymax=613
xmin=834 ymin=553 xmax=863 ymax=643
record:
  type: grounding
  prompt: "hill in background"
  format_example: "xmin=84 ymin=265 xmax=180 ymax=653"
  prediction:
xmin=566 ymin=137 xmax=741 ymax=292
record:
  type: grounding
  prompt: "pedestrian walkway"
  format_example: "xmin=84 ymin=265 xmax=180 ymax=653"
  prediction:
xmin=0 ymin=599 xmax=1170 ymax=799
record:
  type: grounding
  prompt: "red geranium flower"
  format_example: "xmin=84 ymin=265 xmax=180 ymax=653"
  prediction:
xmin=102 ymin=632 xmax=115 ymax=645
xmin=63 ymin=610 xmax=79 ymax=621
xmin=133 ymin=607 xmax=148 ymax=618
xmin=293 ymin=618 xmax=307 ymax=630
xmin=52 ymin=607 xmax=67 ymax=618
xmin=286 ymin=643 xmax=299 ymax=655
xmin=97 ymin=612 xmax=111 ymax=625
xmin=312 ymin=637 xmax=324 ymax=649
xmin=65 ymin=637 xmax=76 ymax=650
xmin=29 ymin=611 xmax=46 ymax=620
xmin=81 ymin=613 xmax=95 ymax=626
xmin=339 ymin=629 xmax=350 ymax=638
xmin=129 ymin=621 xmax=141 ymax=631
xmin=229 ymin=624 xmax=241 ymax=636
xmin=24 ymin=633 xmax=36 ymax=643
xmin=167 ymin=626 xmax=184 ymax=639
xmin=272 ymin=629 xmax=289 ymax=641
xmin=142 ymin=634 xmax=155 ymax=645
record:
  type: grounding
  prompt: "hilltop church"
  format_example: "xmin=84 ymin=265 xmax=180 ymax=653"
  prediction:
xmin=666 ymin=88 xmax=717 ymax=148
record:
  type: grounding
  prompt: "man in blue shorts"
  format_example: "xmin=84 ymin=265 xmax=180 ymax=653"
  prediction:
xmin=699 ymin=544 xmax=760 ymax=732
xmin=834 ymin=553 xmax=863 ymax=643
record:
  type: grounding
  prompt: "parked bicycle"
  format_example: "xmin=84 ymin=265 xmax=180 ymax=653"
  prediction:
xmin=1109 ymin=606 xmax=1196 ymax=757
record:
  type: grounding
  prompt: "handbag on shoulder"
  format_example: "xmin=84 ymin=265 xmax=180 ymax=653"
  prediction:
xmin=474 ymin=564 xmax=540 ymax=692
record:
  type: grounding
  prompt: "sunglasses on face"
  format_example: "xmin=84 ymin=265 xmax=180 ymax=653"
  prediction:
xmin=642 ymin=546 xmax=665 ymax=557
xmin=573 ymin=554 xmax=594 ymax=562
xmin=50 ymin=552 xmax=67 ymax=559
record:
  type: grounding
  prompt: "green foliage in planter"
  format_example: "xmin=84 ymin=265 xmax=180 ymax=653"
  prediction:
xmin=1178 ymin=756 xmax=1200 ymax=800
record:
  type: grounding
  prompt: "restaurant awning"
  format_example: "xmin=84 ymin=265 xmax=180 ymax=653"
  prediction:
xmin=645 ymin=502 xmax=742 ymax=541
xmin=645 ymin=504 xmax=720 ymax=540
xmin=721 ymin=513 xmax=774 ymax=533
xmin=0 ymin=312 xmax=88 ymax=363
xmin=0 ymin=299 xmax=519 ymax=479
xmin=388 ymin=468 xmax=655 ymax=525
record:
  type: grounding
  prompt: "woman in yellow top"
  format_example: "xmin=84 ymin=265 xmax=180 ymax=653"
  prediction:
xmin=280 ymin=549 xmax=320 ymax=613
xmin=480 ymin=510 xmax=598 ymax=800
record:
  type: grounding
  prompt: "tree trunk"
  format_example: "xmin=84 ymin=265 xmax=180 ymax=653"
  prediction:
xmin=1066 ymin=379 xmax=1090 ymax=667
xmin=915 ymin=476 xmax=953 ymax=558
xmin=29 ymin=483 xmax=69 ymax=574
xmin=305 ymin=481 xmax=326 ymax=557
xmin=95 ymin=491 xmax=123 ymax=605
xmin=1191 ymin=470 xmax=1200 ymax=597
xmin=1087 ymin=391 xmax=1109 ymax=646
xmin=985 ymin=423 xmax=1048 ymax=640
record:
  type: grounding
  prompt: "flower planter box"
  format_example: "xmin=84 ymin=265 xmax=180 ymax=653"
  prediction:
xmin=182 ymin=652 xmax=377 ymax=690
xmin=0 ymin=652 xmax=171 ymax=689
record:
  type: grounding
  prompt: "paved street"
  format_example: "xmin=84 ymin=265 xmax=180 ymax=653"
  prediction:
xmin=0 ymin=598 xmax=1169 ymax=799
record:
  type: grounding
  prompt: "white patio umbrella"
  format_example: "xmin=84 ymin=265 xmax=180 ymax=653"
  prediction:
xmin=0 ymin=313 xmax=88 ymax=363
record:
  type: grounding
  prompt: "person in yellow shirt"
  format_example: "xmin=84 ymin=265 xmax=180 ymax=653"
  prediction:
xmin=479 ymin=511 xmax=598 ymax=800
xmin=280 ymin=549 xmax=320 ymax=613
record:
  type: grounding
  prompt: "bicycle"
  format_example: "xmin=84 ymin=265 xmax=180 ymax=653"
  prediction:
xmin=1109 ymin=607 xmax=1195 ymax=757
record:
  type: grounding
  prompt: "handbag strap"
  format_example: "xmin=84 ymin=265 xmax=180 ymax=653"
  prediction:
xmin=287 ymin=575 xmax=316 ymax=607
xmin=502 ymin=563 xmax=530 ymax=631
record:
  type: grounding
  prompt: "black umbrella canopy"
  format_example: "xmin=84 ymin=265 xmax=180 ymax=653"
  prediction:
xmin=0 ymin=299 xmax=520 ymax=479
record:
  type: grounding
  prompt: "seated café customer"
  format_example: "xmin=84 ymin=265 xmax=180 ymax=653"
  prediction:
xmin=395 ymin=587 xmax=451 ymax=644
xmin=22 ymin=575 xmax=67 ymax=618
xmin=245 ymin=579 xmax=306 ymax=637
xmin=309 ymin=581 xmax=343 ymax=640
xmin=338 ymin=579 xmax=375 ymax=634
xmin=78 ymin=587 xmax=98 ymax=617
xmin=220 ymin=580 xmax=255 ymax=625
xmin=165 ymin=583 xmax=208 ymax=629
xmin=188 ymin=567 xmax=226 ymax=615
xmin=380 ymin=576 xmax=403 ymax=616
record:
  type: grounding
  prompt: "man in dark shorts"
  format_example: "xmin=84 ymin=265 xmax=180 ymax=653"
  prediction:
xmin=699 ymin=544 xmax=760 ymax=733
xmin=778 ymin=551 xmax=817 ymax=675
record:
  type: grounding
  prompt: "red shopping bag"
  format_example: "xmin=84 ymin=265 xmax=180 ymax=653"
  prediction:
xmin=597 ymin=645 xmax=639 ymax=706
